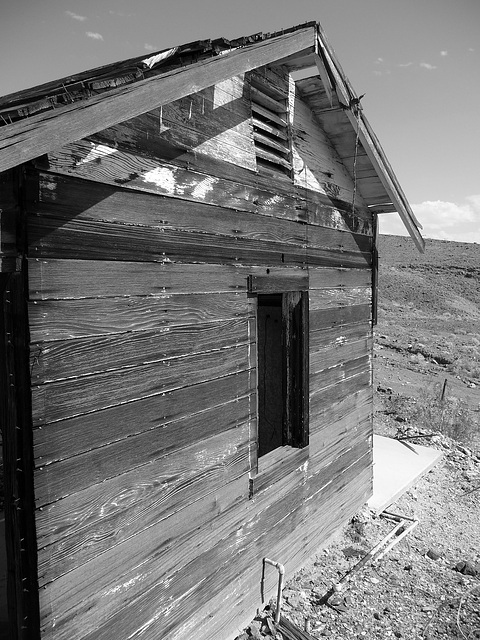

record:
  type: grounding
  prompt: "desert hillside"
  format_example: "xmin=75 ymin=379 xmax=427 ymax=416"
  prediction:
xmin=375 ymin=235 xmax=480 ymax=420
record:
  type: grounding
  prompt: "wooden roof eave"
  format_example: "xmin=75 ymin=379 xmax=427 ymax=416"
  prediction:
xmin=0 ymin=26 xmax=316 ymax=174
xmin=315 ymin=27 xmax=425 ymax=253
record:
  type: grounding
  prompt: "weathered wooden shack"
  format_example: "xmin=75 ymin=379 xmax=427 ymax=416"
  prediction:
xmin=0 ymin=22 xmax=424 ymax=640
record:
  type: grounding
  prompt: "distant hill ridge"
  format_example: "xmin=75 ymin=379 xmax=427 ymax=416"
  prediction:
xmin=378 ymin=235 xmax=480 ymax=322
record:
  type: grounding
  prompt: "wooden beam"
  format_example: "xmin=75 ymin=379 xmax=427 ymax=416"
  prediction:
xmin=312 ymin=53 xmax=333 ymax=107
xmin=0 ymin=27 xmax=315 ymax=174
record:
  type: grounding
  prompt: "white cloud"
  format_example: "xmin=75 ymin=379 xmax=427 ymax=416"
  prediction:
xmin=109 ymin=10 xmax=135 ymax=17
xmin=440 ymin=50 xmax=448 ymax=57
xmin=420 ymin=62 xmax=437 ymax=70
xmin=86 ymin=31 xmax=104 ymax=41
xmin=144 ymin=43 xmax=156 ymax=52
xmin=468 ymin=48 xmax=475 ymax=53
xmin=380 ymin=197 xmax=480 ymax=243
xmin=375 ymin=57 xmax=384 ymax=64
xmin=398 ymin=62 xmax=413 ymax=68
xmin=66 ymin=10 xmax=87 ymax=21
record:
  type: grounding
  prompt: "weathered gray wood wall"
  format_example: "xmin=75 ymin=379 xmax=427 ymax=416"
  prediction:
xmin=21 ymin=66 xmax=373 ymax=640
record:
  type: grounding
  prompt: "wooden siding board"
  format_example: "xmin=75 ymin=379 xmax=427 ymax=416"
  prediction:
xmin=308 ymin=266 xmax=371 ymax=290
xmin=31 ymin=318 xmax=248 ymax=383
xmin=307 ymin=224 xmax=372 ymax=253
xmin=27 ymin=214 xmax=309 ymax=266
xmin=43 ymin=140 xmax=374 ymax=233
xmin=28 ymin=292 xmax=247 ymax=342
xmin=34 ymin=370 xmax=251 ymax=464
xmin=31 ymin=344 xmax=249 ymax=425
xmin=33 ymin=172 xmax=307 ymax=247
xmin=309 ymin=304 xmax=371 ymax=331
xmin=34 ymin=396 xmax=251 ymax=505
xmin=306 ymin=246 xmax=371 ymax=269
xmin=308 ymin=286 xmax=371 ymax=310
xmin=309 ymin=369 xmax=371 ymax=417
xmin=38 ymin=463 xmax=250 ymax=637
xmin=35 ymin=428 xmax=250 ymax=575
xmin=310 ymin=336 xmax=372 ymax=375
xmin=28 ymin=260 xmax=248 ymax=299
xmin=310 ymin=322 xmax=371 ymax=351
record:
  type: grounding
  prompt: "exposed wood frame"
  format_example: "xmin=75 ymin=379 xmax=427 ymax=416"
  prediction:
xmin=0 ymin=27 xmax=315 ymax=174
xmin=312 ymin=52 xmax=333 ymax=107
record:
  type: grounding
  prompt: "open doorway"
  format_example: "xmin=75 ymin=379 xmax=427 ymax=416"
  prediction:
xmin=256 ymin=291 xmax=309 ymax=458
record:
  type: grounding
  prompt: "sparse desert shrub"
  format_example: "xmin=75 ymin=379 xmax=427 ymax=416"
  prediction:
xmin=448 ymin=353 xmax=480 ymax=382
xmin=412 ymin=383 xmax=479 ymax=448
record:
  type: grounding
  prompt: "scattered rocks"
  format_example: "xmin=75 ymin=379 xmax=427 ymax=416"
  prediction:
xmin=454 ymin=560 xmax=479 ymax=576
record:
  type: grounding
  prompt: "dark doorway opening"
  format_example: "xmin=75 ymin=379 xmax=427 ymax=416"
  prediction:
xmin=257 ymin=291 xmax=309 ymax=458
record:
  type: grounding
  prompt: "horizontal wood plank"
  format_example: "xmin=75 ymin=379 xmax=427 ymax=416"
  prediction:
xmin=37 ymin=441 xmax=250 ymax=590
xmin=310 ymin=303 xmax=371 ymax=331
xmin=28 ymin=260 xmax=243 ymax=299
xmin=307 ymin=224 xmax=372 ymax=253
xmin=31 ymin=318 xmax=248 ymax=383
xmin=35 ymin=426 xmax=250 ymax=560
xmin=34 ymin=370 xmax=251 ymax=464
xmin=310 ymin=353 xmax=370 ymax=393
xmin=308 ymin=266 xmax=371 ymax=289
xmin=310 ymin=336 xmax=372 ymax=374
xmin=33 ymin=172 xmax=307 ymax=246
xmin=28 ymin=292 xmax=247 ymax=341
xmin=32 ymin=344 xmax=249 ymax=425
xmin=28 ymin=260 xmax=306 ymax=300
xmin=35 ymin=396 xmax=251 ymax=506
xmin=310 ymin=322 xmax=371 ymax=351
xmin=27 ymin=214 xmax=308 ymax=266
xmin=309 ymin=286 xmax=371 ymax=310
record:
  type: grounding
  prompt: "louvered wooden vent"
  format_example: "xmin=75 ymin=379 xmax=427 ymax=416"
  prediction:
xmin=249 ymin=73 xmax=292 ymax=179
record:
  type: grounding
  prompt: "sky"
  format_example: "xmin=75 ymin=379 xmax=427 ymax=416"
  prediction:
xmin=1 ymin=0 xmax=479 ymax=243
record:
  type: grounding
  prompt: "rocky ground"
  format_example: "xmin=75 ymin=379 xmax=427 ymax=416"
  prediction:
xmin=236 ymin=236 xmax=480 ymax=640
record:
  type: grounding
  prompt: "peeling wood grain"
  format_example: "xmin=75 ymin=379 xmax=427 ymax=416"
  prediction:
xmin=28 ymin=292 xmax=247 ymax=342
xmin=35 ymin=397 xmax=251 ymax=506
xmin=33 ymin=172 xmax=307 ymax=246
xmin=31 ymin=318 xmax=248 ymax=383
xmin=34 ymin=370 xmax=252 ymax=464
xmin=31 ymin=344 xmax=249 ymax=425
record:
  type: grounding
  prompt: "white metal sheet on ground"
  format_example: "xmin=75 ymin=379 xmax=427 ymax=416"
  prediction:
xmin=368 ymin=435 xmax=443 ymax=514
